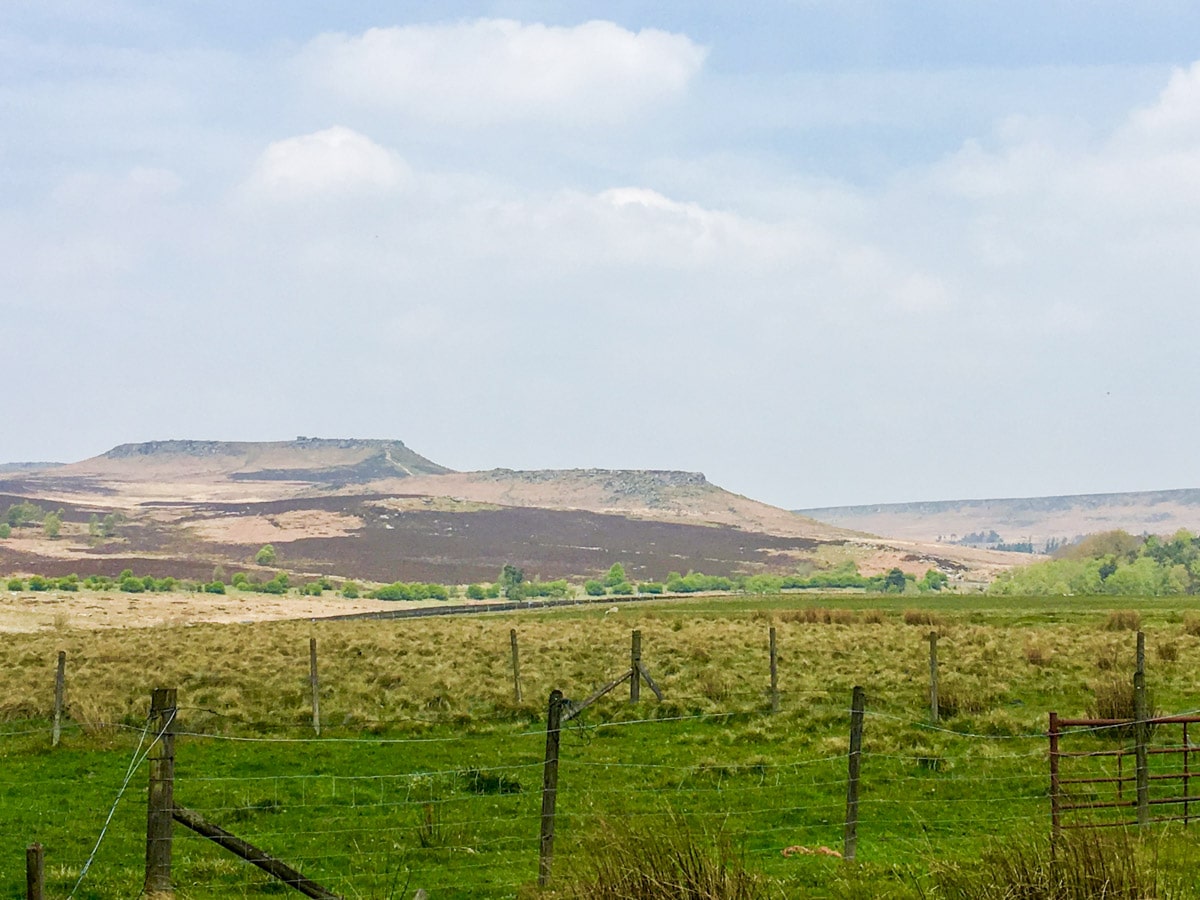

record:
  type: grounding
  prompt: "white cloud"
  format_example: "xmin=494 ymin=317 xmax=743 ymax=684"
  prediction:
xmin=246 ymin=126 xmax=408 ymax=199
xmin=297 ymin=19 xmax=707 ymax=125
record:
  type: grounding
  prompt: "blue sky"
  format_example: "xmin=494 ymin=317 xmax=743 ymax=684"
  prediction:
xmin=4 ymin=2 xmax=1200 ymax=507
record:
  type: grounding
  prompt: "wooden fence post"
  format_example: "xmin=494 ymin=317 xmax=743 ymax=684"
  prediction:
xmin=510 ymin=629 xmax=523 ymax=704
xmin=1136 ymin=630 xmax=1145 ymax=677
xmin=630 ymin=630 xmax=641 ymax=703
xmin=26 ymin=842 xmax=44 ymax=900
xmin=309 ymin=638 xmax=321 ymax=737
xmin=145 ymin=687 xmax=177 ymax=896
xmin=538 ymin=689 xmax=564 ymax=887
xmin=52 ymin=651 xmax=66 ymax=748
xmin=1134 ymin=667 xmax=1149 ymax=828
xmin=844 ymin=685 xmax=865 ymax=861
xmin=928 ymin=632 xmax=939 ymax=723
xmin=1048 ymin=711 xmax=1061 ymax=850
xmin=769 ymin=626 xmax=779 ymax=714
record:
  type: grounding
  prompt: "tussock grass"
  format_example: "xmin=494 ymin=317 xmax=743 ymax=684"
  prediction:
xmin=1106 ymin=610 xmax=1142 ymax=631
xmin=553 ymin=817 xmax=766 ymax=900
xmin=930 ymin=829 xmax=1182 ymax=899
xmin=903 ymin=609 xmax=942 ymax=626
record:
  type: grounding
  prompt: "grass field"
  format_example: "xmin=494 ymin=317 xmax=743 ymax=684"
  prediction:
xmin=5 ymin=592 xmax=1200 ymax=897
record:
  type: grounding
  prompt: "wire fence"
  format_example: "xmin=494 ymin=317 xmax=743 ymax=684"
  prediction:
xmin=4 ymin=625 xmax=1185 ymax=897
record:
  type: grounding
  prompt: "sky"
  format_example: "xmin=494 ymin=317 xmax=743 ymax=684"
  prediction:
xmin=3 ymin=2 xmax=1200 ymax=508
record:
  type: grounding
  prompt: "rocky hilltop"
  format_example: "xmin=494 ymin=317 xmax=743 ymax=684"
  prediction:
xmin=0 ymin=438 xmax=1024 ymax=586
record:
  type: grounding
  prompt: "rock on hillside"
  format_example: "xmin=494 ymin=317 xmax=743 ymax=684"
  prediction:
xmin=57 ymin=438 xmax=452 ymax=485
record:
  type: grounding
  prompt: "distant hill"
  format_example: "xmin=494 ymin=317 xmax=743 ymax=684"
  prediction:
xmin=0 ymin=462 xmax=62 ymax=473
xmin=798 ymin=489 xmax=1200 ymax=551
xmin=0 ymin=438 xmax=1019 ymax=585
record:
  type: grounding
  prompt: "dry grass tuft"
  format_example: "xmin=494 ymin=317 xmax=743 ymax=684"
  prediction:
xmin=1184 ymin=613 xmax=1200 ymax=637
xmin=1105 ymin=610 xmax=1142 ymax=631
xmin=1157 ymin=641 xmax=1180 ymax=663
xmin=1024 ymin=642 xmax=1052 ymax=667
xmin=903 ymin=609 xmax=942 ymax=627
xmin=861 ymin=608 xmax=888 ymax=625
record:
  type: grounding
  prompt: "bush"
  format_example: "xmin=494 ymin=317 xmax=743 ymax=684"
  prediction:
xmin=639 ymin=582 xmax=664 ymax=595
xmin=120 ymin=576 xmax=145 ymax=593
xmin=255 ymin=544 xmax=277 ymax=565
xmin=28 ymin=575 xmax=50 ymax=591
xmin=0 ymin=523 xmax=10 ymax=539
xmin=465 ymin=584 xmax=486 ymax=600
xmin=6 ymin=578 xmax=22 ymax=591
xmin=342 ymin=582 xmax=360 ymax=599
xmin=204 ymin=581 xmax=226 ymax=594
xmin=610 ymin=581 xmax=634 ymax=596
xmin=584 ymin=580 xmax=606 ymax=596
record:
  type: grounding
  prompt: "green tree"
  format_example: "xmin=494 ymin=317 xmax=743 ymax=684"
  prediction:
xmin=584 ymin=579 xmax=606 ymax=596
xmin=499 ymin=564 xmax=525 ymax=601
xmin=5 ymin=501 xmax=44 ymax=528
xmin=43 ymin=512 xmax=62 ymax=539
xmin=603 ymin=563 xmax=627 ymax=588
xmin=0 ymin=524 xmax=10 ymax=539
xmin=466 ymin=584 xmax=486 ymax=600
xmin=918 ymin=569 xmax=949 ymax=592
xmin=882 ymin=568 xmax=908 ymax=593
xmin=255 ymin=544 xmax=277 ymax=566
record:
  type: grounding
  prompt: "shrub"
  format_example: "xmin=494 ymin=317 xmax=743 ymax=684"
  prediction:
xmin=6 ymin=578 xmax=22 ymax=591
xmin=465 ymin=584 xmax=486 ymax=600
xmin=120 ymin=576 xmax=145 ymax=593
xmin=342 ymin=582 xmax=360 ymax=599
xmin=584 ymin=580 xmax=606 ymax=596
xmin=255 ymin=544 xmax=277 ymax=565
xmin=1105 ymin=610 xmax=1142 ymax=631
xmin=203 ymin=581 xmax=226 ymax=594
xmin=28 ymin=575 xmax=49 ymax=591
xmin=0 ymin=523 xmax=10 ymax=539
xmin=639 ymin=582 xmax=664 ymax=595
xmin=610 ymin=581 xmax=635 ymax=596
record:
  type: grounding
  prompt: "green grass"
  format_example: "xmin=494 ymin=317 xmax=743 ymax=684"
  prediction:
xmin=5 ymin=593 xmax=1200 ymax=897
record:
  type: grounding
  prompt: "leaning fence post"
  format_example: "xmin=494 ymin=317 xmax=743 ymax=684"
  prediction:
xmin=630 ymin=630 xmax=642 ymax=703
xmin=26 ymin=842 xmax=44 ymax=900
xmin=145 ymin=687 xmax=177 ymax=896
xmin=510 ymin=629 xmax=523 ymax=704
xmin=1134 ymin=666 xmax=1149 ymax=828
xmin=309 ymin=638 xmax=321 ymax=737
xmin=538 ymin=689 xmax=564 ymax=888
xmin=844 ymin=685 xmax=865 ymax=861
xmin=769 ymin=626 xmax=780 ymax=714
xmin=928 ymin=632 xmax=939 ymax=723
xmin=52 ymin=651 xmax=66 ymax=748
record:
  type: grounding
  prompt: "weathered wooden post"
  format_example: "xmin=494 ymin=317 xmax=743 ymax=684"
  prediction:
xmin=510 ymin=629 xmax=523 ymax=704
xmin=844 ymin=685 xmax=865 ymax=861
xmin=52 ymin=651 xmax=66 ymax=748
xmin=145 ymin=687 xmax=177 ymax=895
xmin=1134 ymin=665 xmax=1149 ymax=828
xmin=309 ymin=638 xmax=321 ymax=737
xmin=1048 ymin=712 xmax=1061 ymax=851
xmin=26 ymin=843 xmax=44 ymax=900
xmin=769 ymin=626 xmax=780 ymax=714
xmin=630 ymin=630 xmax=642 ymax=703
xmin=928 ymin=632 xmax=939 ymax=723
xmin=538 ymin=689 xmax=564 ymax=887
